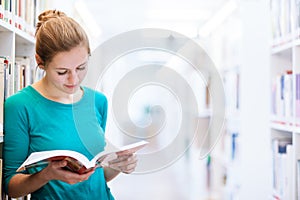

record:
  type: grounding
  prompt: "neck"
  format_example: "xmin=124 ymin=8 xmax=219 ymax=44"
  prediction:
xmin=32 ymin=78 xmax=83 ymax=104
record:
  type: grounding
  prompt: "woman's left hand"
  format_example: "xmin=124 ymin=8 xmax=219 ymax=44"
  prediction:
xmin=108 ymin=153 xmax=138 ymax=174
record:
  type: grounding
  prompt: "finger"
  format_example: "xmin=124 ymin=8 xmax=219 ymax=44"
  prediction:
xmin=116 ymin=150 xmax=134 ymax=156
xmin=120 ymin=162 xmax=138 ymax=174
xmin=112 ymin=154 xmax=137 ymax=167
xmin=121 ymin=154 xmax=137 ymax=165
xmin=67 ymin=169 xmax=95 ymax=184
xmin=109 ymin=157 xmax=138 ymax=173
xmin=109 ymin=154 xmax=135 ymax=165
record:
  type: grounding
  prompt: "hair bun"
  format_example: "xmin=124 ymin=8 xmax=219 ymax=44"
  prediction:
xmin=35 ymin=10 xmax=66 ymax=35
xmin=38 ymin=10 xmax=66 ymax=22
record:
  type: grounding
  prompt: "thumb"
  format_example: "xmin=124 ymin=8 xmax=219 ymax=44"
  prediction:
xmin=51 ymin=160 xmax=68 ymax=168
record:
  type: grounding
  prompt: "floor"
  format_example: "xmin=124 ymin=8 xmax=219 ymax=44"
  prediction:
xmin=108 ymin=146 xmax=220 ymax=200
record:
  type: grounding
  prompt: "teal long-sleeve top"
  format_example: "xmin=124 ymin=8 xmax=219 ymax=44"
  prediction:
xmin=3 ymin=86 xmax=115 ymax=200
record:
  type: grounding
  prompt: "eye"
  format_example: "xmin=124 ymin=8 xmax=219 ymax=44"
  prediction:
xmin=77 ymin=66 xmax=86 ymax=71
xmin=77 ymin=63 xmax=87 ymax=71
xmin=57 ymin=70 xmax=68 ymax=75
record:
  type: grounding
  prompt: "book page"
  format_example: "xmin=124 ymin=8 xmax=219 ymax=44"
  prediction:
xmin=92 ymin=140 xmax=149 ymax=167
xmin=17 ymin=150 xmax=93 ymax=172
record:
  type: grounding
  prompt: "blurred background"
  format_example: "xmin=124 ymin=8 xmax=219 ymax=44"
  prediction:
xmin=42 ymin=0 xmax=272 ymax=200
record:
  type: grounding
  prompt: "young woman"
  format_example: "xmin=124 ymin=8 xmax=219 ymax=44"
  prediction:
xmin=3 ymin=10 xmax=137 ymax=199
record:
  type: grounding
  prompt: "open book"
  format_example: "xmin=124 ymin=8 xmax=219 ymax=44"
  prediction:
xmin=17 ymin=140 xmax=148 ymax=174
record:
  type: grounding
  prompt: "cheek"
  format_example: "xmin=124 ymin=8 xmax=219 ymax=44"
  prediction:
xmin=79 ymin=70 xmax=87 ymax=80
xmin=49 ymin=73 xmax=66 ymax=83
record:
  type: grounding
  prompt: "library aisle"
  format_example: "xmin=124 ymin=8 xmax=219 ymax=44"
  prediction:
xmin=1 ymin=0 xmax=298 ymax=199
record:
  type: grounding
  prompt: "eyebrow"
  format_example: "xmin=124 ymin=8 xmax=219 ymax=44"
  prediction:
xmin=55 ymin=61 xmax=88 ymax=70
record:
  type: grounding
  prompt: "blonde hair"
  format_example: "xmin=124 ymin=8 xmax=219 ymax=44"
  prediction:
xmin=35 ymin=10 xmax=90 ymax=65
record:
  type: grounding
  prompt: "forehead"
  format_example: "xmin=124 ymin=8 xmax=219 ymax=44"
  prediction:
xmin=49 ymin=46 xmax=89 ymax=68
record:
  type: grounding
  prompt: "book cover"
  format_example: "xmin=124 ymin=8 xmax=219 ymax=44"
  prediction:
xmin=17 ymin=140 xmax=148 ymax=174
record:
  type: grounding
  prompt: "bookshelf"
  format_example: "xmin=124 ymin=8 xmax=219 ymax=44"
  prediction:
xmin=0 ymin=18 xmax=35 ymax=134
xmin=201 ymin=10 xmax=242 ymax=199
xmin=0 ymin=1 xmax=49 ymax=199
xmin=270 ymin=0 xmax=300 ymax=199
xmin=204 ymin=1 xmax=273 ymax=199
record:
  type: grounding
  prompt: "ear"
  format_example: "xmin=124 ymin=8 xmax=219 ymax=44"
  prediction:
xmin=35 ymin=54 xmax=44 ymax=68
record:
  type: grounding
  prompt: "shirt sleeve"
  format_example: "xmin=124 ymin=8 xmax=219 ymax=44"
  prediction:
xmin=94 ymin=90 xmax=108 ymax=132
xmin=3 ymin=96 xmax=30 ymax=194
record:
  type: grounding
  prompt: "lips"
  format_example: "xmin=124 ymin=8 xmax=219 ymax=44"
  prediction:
xmin=65 ymin=85 xmax=77 ymax=89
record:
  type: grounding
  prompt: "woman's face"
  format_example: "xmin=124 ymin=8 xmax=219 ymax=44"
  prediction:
xmin=44 ymin=45 xmax=89 ymax=95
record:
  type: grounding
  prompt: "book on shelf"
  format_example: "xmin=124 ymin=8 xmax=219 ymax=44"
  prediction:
xmin=296 ymin=74 xmax=300 ymax=121
xmin=17 ymin=140 xmax=149 ymax=174
xmin=270 ymin=0 xmax=292 ymax=43
xmin=272 ymin=139 xmax=293 ymax=200
xmin=270 ymin=0 xmax=281 ymax=40
xmin=231 ymin=132 xmax=239 ymax=161
xmin=271 ymin=70 xmax=293 ymax=119
xmin=0 ymin=0 xmax=41 ymax=35
xmin=4 ymin=57 xmax=13 ymax=99
xmin=0 ymin=57 xmax=4 ymax=136
xmin=296 ymin=0 xmax=300 ymax=33
xmin=283 ymin=70 xmax=293 ymax=118
xmin=0 ymin=56 xmax=33 ymax=100
xmin=3 ymin=0 xmax=12 ymax=25
xmin=223 ymin=69 xmax=240 ymax=113
xmin=14 ymin=56 xmax=32 ymax=92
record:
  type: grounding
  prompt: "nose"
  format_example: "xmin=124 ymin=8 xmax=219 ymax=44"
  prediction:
xmin=67 ymin=70 xmax=79 ymax=84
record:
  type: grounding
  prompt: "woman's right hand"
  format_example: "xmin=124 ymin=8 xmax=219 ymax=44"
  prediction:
xmin=7 ymin=160 xmax=95 ymax=198
xmin=41 ymin=160 xmax=95 ymax=184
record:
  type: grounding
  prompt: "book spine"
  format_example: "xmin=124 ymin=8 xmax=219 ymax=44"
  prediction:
xmin=0 ymin=57 xmax=4 ymax=136
xmin=296 ymin=74 xmax=300 ymax=119
xmin=272 ymin=139 xmax=293 ymax=199
xmin=284 ymin=71 xmax=293 ymax=118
